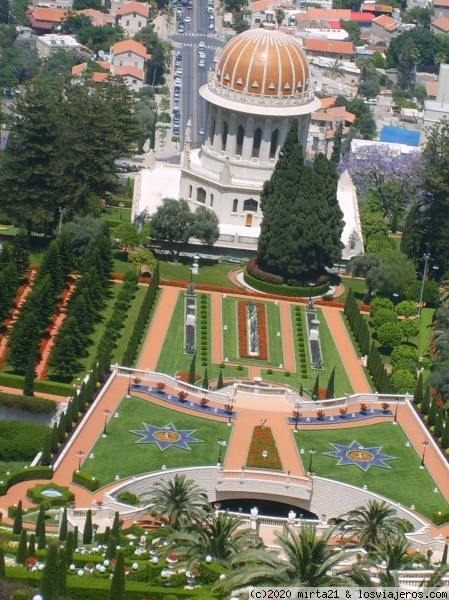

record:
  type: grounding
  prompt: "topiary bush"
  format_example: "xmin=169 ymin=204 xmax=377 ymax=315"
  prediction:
xmin=116 ymin=490 xmax=140 ymax=506
xmin=433 ymin=508 xmax=449 ymax=526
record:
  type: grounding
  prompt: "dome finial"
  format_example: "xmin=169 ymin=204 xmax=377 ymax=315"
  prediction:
xmin=262 ymin=9 xmax=276 ymax=30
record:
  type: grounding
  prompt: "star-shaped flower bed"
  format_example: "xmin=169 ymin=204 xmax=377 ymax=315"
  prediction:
xmin=129 ymin=422 xmax=204 ymax=451
xmin=323 ymin=440 xmax=396 ymax=472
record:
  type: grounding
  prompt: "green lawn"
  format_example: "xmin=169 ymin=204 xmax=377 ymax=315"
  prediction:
xmin=81 ymin=396 xmax=233 ymax=486
xmin=261 ymin=307 xmax=353 ymax=397
xmin=221 ymin=297 xmax=284 ymax=367
xmin=294 ymin=423 xmax=449 ymax=522
xmin=339 ymin=277 xmax=368 ymax=305
xmin=156 ymin=292 xmax=248 ymax=383
xmin=102 ymin=207 xmax=131 ymax=223
xmin=418 ymin=308 xmax=435 ymax=357
xmin=158 ymin=257 xmax=239 ymax=288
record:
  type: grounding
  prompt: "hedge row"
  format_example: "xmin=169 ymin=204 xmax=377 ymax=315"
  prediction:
xmin=0 ymin=466 xmax=52 ymax=496
xmin=0 ymin=420 xmax=50 ymax=462
xmin=433 ymin=508 xmax=449 ymax=526
xmin=72 ymin=470 xmax=100 ymax=492
xmin=0 ymin=392 xmax=56 ymax=414
xmin=243 ymin=267 xmax=330 ymax=298
xmin=122 ymin=263 xmax=160 ymax=366
xmin=0 ymin=372 xmax=74 ymax=397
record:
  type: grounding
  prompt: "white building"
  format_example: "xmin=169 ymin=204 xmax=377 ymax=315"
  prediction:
xmin=422 ymin=63 xmax=449 ymax=143
xmin=36 ymin=34 xmax=82 ymax=58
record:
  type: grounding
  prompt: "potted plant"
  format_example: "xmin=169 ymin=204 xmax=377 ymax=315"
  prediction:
xmin=133 ymin=377 xmax=141 ymax=384
xmin=224 ymin=403 xmax=233 ymax=413
xmin=167 ymin=553 xmax=179 ymax=566
xmin=360 ymin=403 xmax=368 ymax=413
xmin=200 ymin=397 xmax=209 ymax=408
xmin=316 ymin=409 xmax=326 ymax=420
xmin=381 ymin=403 xmax=390 ymax=412
xmin=178 ymin=390 xmax=188 ymax=402
xmin=339 ymin=406 xmax=348 ymax=417
xmin=156 ymin=382 xmax=165 ymax=393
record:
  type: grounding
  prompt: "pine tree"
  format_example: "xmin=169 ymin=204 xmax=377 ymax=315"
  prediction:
xmin=77 ymin=383 xmax=87 ymax=413
xmin=35 ymin=504 xmax=45 ymax=536
xmin=58 ymin=547 xmax=67 ymax=598
xmin=59 ymin=507 xmax=68 ymax=542
xmin=106 ymin=535 xmax=117 ymax=560
xmin=57 ymin=230 xmax=75 ymax=277
xmin=435 ymin=409 xmax=445 ymax=438
xmin=16 ymin=530 xmax=27 ymax=565
xmin=41 ymin=433 xmax=52 ymax=466
xmin=0 ymin=547 xmax=5 ymax=578
xmin=83 ymin=509 xmax=93 ymax=544
xmin=325 ymin=368 xmax=335 ymax=399
xmin=71 ymin=392 xmax=79 ymax=422
xmin=49 ymin=332 xmax=83 ymax=378
xmin=58 ymin=412 xmax=66 ymax=443
xmin=414 ymin=373 xmax=423 ymax=406
xmin=38 ymin=520 xmax=46 ymax=550
xmin=50 ymin=422 xmax=59 ymax=454
xmin=428 ymin=394 xmax=438 ymax=427
xmin=202 ymin=369 xmax=209 ymax=390
xmin=65 ymin=530 xmax=74 ymax=565
xmin=26 ymin=533 xmax=36 ymax=558
xmin=40 ymin=542 xmax=59 ymax=600
xmin=217 ymin=371 xmax=224 ymax=390
xmin=421 ymin=385 xmax=431 ymax=416
xmin=13 ymin=500 xmax=23 ymax=535
xmin=12 ymin=229 xmax=30 ymax=277
xmin=111 ymin=511 xmax=120 ymax=542
xmin=108 ymin=550 xmax=125 ymax=600
xmin=188 ymin=352 xmax=196 ymax=385
xmin=442 ymin=540 xmax=449 ymax=565
xmin=36 ymin=240 xmax=65 ymax=300
xmin=312 ymin=374 xmax=320 ymax=400
xmin=442 ymin=417 xmax=449 ymax=449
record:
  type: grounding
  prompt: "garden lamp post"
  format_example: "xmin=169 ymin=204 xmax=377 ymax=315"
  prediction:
xmin=293 ymin=401 xmax=301 ymax=432
xmin=119 ymin=201 xmax=125 ymax=220
xmin=418 ymin=253 xmax=430 ymax=317
xmin=392 ymin=292 xmax=399 ymax=306
xmin=127 ymin=371 xmax=133 ymax=397
xmin=394 ymin=399 xmax=399 ymax=424
xmin=227 ymin=401 xmax=233 ymax=426
xmin=190 ymin=253 xmax=200 ymax=282
xmin=421 ymin=441 xmax=429 ymax=468
xmin=217 ymin=439 xmax=226 ymax=464
xmin=58 ymin=206 xmax=66 ymax=235
xmin=308 ymin=447 xmax=316 ymax=474
xmin=77 ymin=450 xmax=84 ymax=472
xmin=103 ymin=409 xmax=111 ymax=435
xmin=308 ymin=282 xmax=316 ymax=310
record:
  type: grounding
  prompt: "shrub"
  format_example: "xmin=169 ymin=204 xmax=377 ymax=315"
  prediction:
xmin=267 ymin=369 xmax=273 ymax=375
xmin=285 ymin=371 xmax=291 ymax=377
xmin=27 ymin=484 xmax=74 ymax=507
xmin=247 ymin=256 xmax=284 ymax=285
xmin=72 ymin=471 xmax=99 ymax=492
xmin=433 ymin=508 xmax=449 ymax=526
xmin=116 ymin=491 xmax=140 ymax=506
xmin=0 ymin=421 xmax=50 ymax=462
xmin=0 ymin=392 xmax=56 ymax=414
xmin=219 ymin=362 xmax=225 ymax=369
xmin=244 ymin=265 xmax=330 ymax=298
xmin=237 ymin=365 xmax=243 ymax=371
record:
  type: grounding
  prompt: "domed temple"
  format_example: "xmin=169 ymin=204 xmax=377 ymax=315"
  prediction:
xmin=179 ymin=20 xmax=321 ymax=249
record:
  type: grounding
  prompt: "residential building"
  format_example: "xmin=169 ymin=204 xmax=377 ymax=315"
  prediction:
xmin=112 ymin=39 xmax=149 ymax=71
xmin=304 ymin=38 xmax=354 ymax=60
xmin=113 ymin=65 xmax=146 ymax=89
xmin=308 ymin=104 xmax=355 ymax=156
xmin=361 ymin=2 xmax=393 ymax=14
xmin=422 ymin=63 xmax=449 ymax=141
xmin=77 ymin=9 xmax=115 ymax=27
xmin=26 ymin=6 xmax=68 ymax=31
xmin=370 ymin=14 xmax=398 ymax=45
xmin=115 ymin=1 xmax=149 ymax=36
xmin=430 ymin=16 xmax=449 ymax=33
xmin=433 ymin=0 xmax=449 ymax=19
xmin=425 ymin=81 xmax=438 ymax=100
xmin=36 ymin=34 xmax=82 ymax=58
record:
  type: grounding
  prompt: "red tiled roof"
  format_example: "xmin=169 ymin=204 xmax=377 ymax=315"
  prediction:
xmin=307 ymin=8 xmax=351 ymax=19
xmin=304 ymin=38 xmax=354 ymax=54
xmin=425 ymin=81 xmax=438 ymax=97
xmin=431 ymin=16 xmax=449 ymax=31
xmin=372 ymin=14 xmax=397 ymax=31
xmin=114 ymin=65 xmax=145 ymax=79
xmin=349 ymin=11 xmax=375 ymax=21
xmin=320 ymin=96 xmax=336 ymax=109
xmin=116 ymin=1 xmax=149 ymax=17
xmin=33 ymin=7 xmax=68 ymax=22
xmin=113 ymin=39 xmax=149 ymax=57
xmin=434 ymin=0 xmax=449 ymax=7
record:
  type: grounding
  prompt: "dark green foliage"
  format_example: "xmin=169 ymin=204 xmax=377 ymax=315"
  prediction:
xmin=65 ymin=530 xmax=75 ymax=565
xmin=58 ymin=412 xmax=66 ymax=444
xmin=35 ymin=504 xmax=45 ymax=536
xmin=367 ymin=342 xmax=391 ymax=393
xmin=26 ymin=533 xmax=36 ymax=559
xmin=58 ymin=546 xmax=67 ymax=598
xmin=111 ymin=511 xmax=120 ymax=542
xmin=0 ymin=421 xmax=50 ymax=462
xmin=38 ymin=519 xmax=46 ymax=550
xmin=428 ymin=395 xmax=438 ymax=427
xmin=83 ymin=509 xmax=93 ymax=544
xmin=108 ymin=550 xmax=125 ymax=600
xmin=106 ymin=535 xmax=118 ymax=560
xmin=414 ymin=373 xmax=423 ymax=405
xmin=59 ymin=507 xmax=68 ymax=542
xmin=203 ymin=369 xmax=209 ymax=390
xmin=72 ymin=470 xmax=99 ymax=491
xmin=16 ymin=530 xmax=27 ymax=565
xmin=217 ymin=371 xmax=224 ymax=390
xmin=0 ymin=547 xmax=5 ymax=578
xmin=331 ymin=120 xmax=344 ymax=164
xmin=312 ymin=375 xmax=319 ymax=400
xmin=442 ymin=418 xmax=449 ymax=449
xmin=41 ymin=433 xmax=52 ymax=466
xmin=65 ymin=401 xmax=73 ymax=432
xmin=50 ymin=423 xmax=59 ymax=455
xmin=421 ymin=385 xmax=431 ymax=415
xmin=13 ymin=500 xmax=22 ymax=534
xmin=40 ymin=542 xmax=59 ymax=600
xmin=435 ymin=409 xmax=445 ymax=438
xmin=188 ymin=352 xmax=196 ymax=385
xmin=325 ymin=368 xmax=335 ymax=399
xmin=22 ymin=345 xmax=37 ymax=397
xmin=116 ymin=490 xmax=140 ymax=506
xmin=0 ymin=262 xmax=19 ymax=323
xmin=12 ymin=230 xmax=30 ymax=277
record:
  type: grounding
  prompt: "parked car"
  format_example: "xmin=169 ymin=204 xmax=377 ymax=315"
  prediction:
xmin=209 ymin=23 xmax=214 ymax=30
xmin=198 ymin=51 xmax=206 ymax=59
xmin=178 ymin=24 xmax=185 ymax=32
xmin=185 ymin=15 xmax=191 ymax=22
xmin=198 ymin=60 xmax=205 ymax=67
xmin=187 ymin=2 xmax=193 ymax=7
xmin=175 ymin=50 xmax=182 ymax=59
xmin=199 ymin=127 xmax=205 ymax=135
xmin=213 ymin=55 xmax=218 ymax=62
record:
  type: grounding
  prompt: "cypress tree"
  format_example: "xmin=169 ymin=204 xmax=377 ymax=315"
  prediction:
xmin=16 ymin=530 xmax=27 ymax=565
xmin=57 ymin=546 xmax=67 ymax=598
xmin=111 ymin=511 xmax=120 ymax=542
xmin=202 ymin=369 xmax=209 ymax=390
xmin=77 ymin=383 xmax=87 ymax=413
xmin=109 ymin=550 xmax=126 ymax=600
xmin=83 ymin=509 xmax=93 ymax=544
xmin=0 ymin=547 xmax=5 ymax=578
xmin=217 ymin=371 xmax=224 ymax=390
xmin=35 ymin=504 xmax=45 ymax=536
xmin=106 ymin=535 xmax=117 ymax=560
xmin=441 ymin=417 xmax=449 ymax=449
xmin=428 ymin=395 xmax=438 ymax=427
xmin=23 ymin=346 xmax=36 ymax=397
xmin=40 ymin=542 xmax=59 ymax=600
xmin=325 ymin=367 xmax=335 ymax=399
xmin=38 ymin=520 xmax=46 ymax=550
xmin=50 ymin=422 xmax=59 ymax=454
xmin=65 ymin=400 xmax=73 ymax=432
xmin=13 ymin=500 xmax=23 ymax=534
xmin=435 ymin=409 xmax=445 ymax=438
xmin=330 ymin=120 xmax=344 ymax=164
xmin=58 ymin=412 xmax=66 ymax=443
xmin=65 ymin=530 xmax=74 ymax=565
xmin=74 ymin=525 xmax=79 ymax=548
xmin=421 ymin=385 xmax=431 ymax=416
xmin=41 ymin=433 xmax=52 ymax=466
xmin=103 ymin=526 xmax=111 ymax=544
xmin=414 ymin=373 xmax=423 ymax=406
xmin=188 ymin=352 xmax=196 ymax=385
xmin=312 ymin=374 xmax=320 ymax=400
xmin=442 ymin=540 xmax=449 ymax=565
xmin=59 ymin=507 xmax=68 ymax=542
xmin=26 ymin=533 xmax=36 ymax=558
xmin=71 ymin=392 xmax=79 ymax=422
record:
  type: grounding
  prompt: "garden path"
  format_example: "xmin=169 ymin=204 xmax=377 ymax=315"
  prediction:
xmin=279 ymin=300 xmax=296 ymax=373
xmin=320 ymin=306 xmax=371 ymax=394
xmin=210 ymin=292 xmax=222 ymax=366
xmin=136 ymin=286 xmax=179 ymax=371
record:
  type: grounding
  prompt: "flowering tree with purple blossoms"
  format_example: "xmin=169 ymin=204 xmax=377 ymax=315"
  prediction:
xmin=339 ymin=145 xmax=423 ymax=220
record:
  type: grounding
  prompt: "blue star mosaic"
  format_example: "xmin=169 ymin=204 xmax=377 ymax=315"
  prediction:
xmin=129 ymin=422 xmax=204 ymax=451
xmin=323 ymin=440 xmax=396 ymax=472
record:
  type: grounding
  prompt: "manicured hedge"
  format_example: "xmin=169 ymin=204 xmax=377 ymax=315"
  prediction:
xmin=0 ymin=466 xmax=53 ymax=496
xmin=0 ymin=373 xmax=73 ymax=397
xmin=0 ymin=421 xmax=50 ymax=461
xmin=27 ymin=483 xmax=74 ymax=506
xmin=0 ymin=392 xmax=56 ymax=414
xmin=243 ymin=268 xmax=330 ymax=298
xmin=72 ymin=470 xmax=99 ymax=492
xmin=433 ymin=508 xmax=449 ymax=526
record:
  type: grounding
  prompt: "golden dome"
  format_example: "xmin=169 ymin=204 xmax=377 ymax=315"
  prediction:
xmin=215 ymin=28 xmax=310 ymax=97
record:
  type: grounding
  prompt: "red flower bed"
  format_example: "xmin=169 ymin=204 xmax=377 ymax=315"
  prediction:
xmin=176 ymin=371 xmax=201 ymax=383
xmin=246 ymin=426 xmax=283 ymax=470
xmin=237 ymin=301 xmax=268 ymax=360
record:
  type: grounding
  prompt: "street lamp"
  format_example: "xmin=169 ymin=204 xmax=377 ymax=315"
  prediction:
xmin=418 ymin=253 xmax=430 ymax=317
xmin=308 ymin=447 xmax=316 ymax=474
xmin=190 ymin=253 xmax=200 ymax=282
xmin=307 ymin=282 xmax=316 ymax=310
xmin=394 ymin=399 xmax=399 ymax=424
xmin=58 ymin=207 xmax=66 ymax=235
xmin=227 ymin=401 xmax=233 ymax=426
xmin=292 ymin=401 xmax=301 ymax=432
xmin=103 ymin=409 xmax=111 ymax=435
xmin=119 ymin=202 xmax=125 ymax=220
xmin=421 ymin=441 xmax=429 ymax=468
xmin=127 ymin=371 xmax=132 ymax=397
xmin=217 ymin=439 xmax=226 ymax=464
xmin=392 ymin=292 xmax=399 ymax=306
xmin=77 ymin=450 xmax=84 ymax=472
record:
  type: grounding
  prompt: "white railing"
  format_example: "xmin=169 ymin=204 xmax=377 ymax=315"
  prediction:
xmin=219 ymin=468 xmax=311 ymax=488
xmin=235 ymin=383 xmax=288 ymax=396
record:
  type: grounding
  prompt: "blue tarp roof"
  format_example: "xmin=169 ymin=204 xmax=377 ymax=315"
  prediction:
xmin=379 ymin=126 xmax=420 ymax=147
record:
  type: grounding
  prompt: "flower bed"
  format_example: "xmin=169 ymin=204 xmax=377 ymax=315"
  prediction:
xmin=237 ymin=301 xmax=268 ymax=360
xmin=246 ymin=426 xmax=283 ymax=470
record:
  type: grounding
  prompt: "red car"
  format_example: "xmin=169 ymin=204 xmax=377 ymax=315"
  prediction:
xmin=187 ymin=2 xmax=193 ymax=8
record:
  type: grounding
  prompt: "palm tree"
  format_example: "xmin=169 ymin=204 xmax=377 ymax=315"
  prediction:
xmin=163 ymin=510 xmax=262 ymax=568
xmin=339 ymin=500 xmax=405 ymax=549
xmin=368 ymin=536 xmax=428 ymax=572
xmin=356 ymin=57 xmax=376 ymax=80
xmin=324 ymin=59 xmax=344 ymax=80
xmin=141 ymin=475 xmax=209 ymax=529
xmin=218 ymin=523 xmax=354 ymax=593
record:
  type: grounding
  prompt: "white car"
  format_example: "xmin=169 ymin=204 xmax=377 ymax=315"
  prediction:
xmin=198 ymin=41 xmax=205 ymax=49
xmin=199 ymin=60 xmax=205 ymax=67
xmin=213 ymin=55 xmax=218 ymax=62
xmin=198 ymin=51 xmax=206 ymax=59
xmin=175 ymin=68 xmax=182 ymax=75
xmin=209 ymin=23 xmax=214 ymax=30
xmin=185 ymin=15 xmax=191 ymax=22
xmin=199 ymin=127 xmax=205 ymax=135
